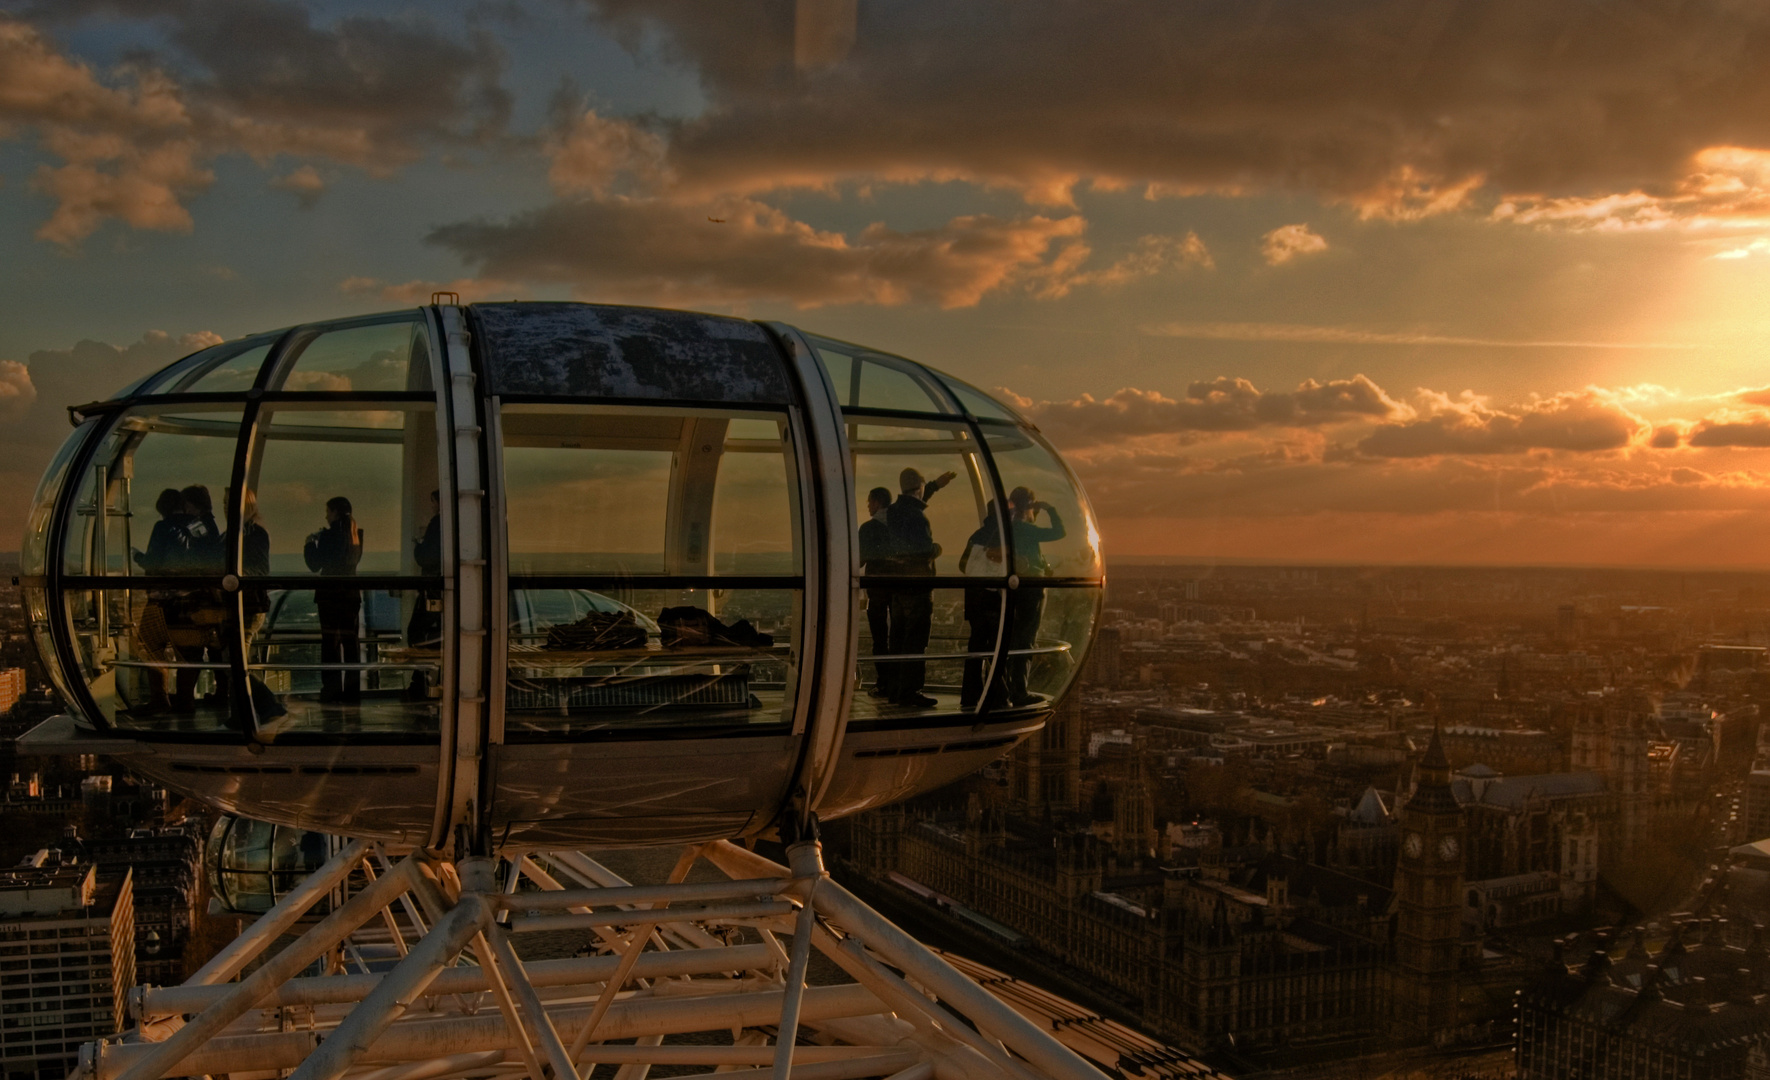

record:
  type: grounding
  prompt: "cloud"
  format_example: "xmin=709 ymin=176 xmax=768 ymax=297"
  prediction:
xmin=1143 ymin=321 xmax=1698 ymax=350
xmin=1 ymin=4 xmax=509 ymax=245
xmin=1261 ymin=223 xmax=1327 ymax=265
xmin=428 ymin=195 xmax=1118 ymax=309
xmin=270 ymin=164 xmax=324 ymax=206
xmin=0 ymin=361 xmax=37 ymax=422
xmin=1687 ymin=415 xmax=1770 ymax=448
xmin=574 ymin=0 xmax=1770 ymax=229
xmin=1018 ymin=375 xmax=1411 ymax=445
xmin=1356 ymin=388 xmax=1648 ymax=457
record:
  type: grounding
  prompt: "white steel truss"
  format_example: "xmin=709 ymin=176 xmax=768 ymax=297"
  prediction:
xmin=76 ymin=839 xmax=1127 ymax=1080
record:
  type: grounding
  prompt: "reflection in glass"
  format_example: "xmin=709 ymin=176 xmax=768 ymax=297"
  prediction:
xmin=250 ymin=588 xmax=438 ymax=736
xmin=251 ymin=405 xmax=439 ymax=576
xmin=503 ymin=586 xmax=797 ymax=739
xmin=62 ymin=407 xmax=241 ymax=577
xmin=984 ymin=428 xmax=1103 ymax=579
xmin=66 ymin=587 xmax=240 ymax=733
xmin=273 ymin=319 xmax=430 ymax=393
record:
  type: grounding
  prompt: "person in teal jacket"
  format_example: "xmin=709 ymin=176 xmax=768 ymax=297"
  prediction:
xmin=1003 ymin=485 xmax=1065 ymax=706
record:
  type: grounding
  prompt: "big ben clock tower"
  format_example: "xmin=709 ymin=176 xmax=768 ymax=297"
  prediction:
xmin=1392 ymin=727 xmax=1464 ymax=1040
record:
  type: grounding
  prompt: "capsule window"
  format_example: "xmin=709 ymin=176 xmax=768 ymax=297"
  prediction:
xmin=502 ymin=585 xmax=798 ymax=739
xmin=808 ymin=336 xmax=956 ymax=414
xmin=979 ymin=427 xmax=1103 ymax=580
xmin=270 ymin=318 xmax=431 ymax=393
xmin=247 ymin=405 xmax=441 ymax=576
xmin=850 ymin=421 xmax=1001 ymax=579
xmin=499 ymin=405 xmax=802 ymax=577
xmin=61 ymin=406 xmax=242 ymax=579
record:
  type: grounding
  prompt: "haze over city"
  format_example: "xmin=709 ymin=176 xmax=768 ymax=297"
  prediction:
xmin=7 ymin=0 xmax=1770 ymax=565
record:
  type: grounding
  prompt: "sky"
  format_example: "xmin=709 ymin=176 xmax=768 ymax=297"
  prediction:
xmin=6 ymin=0 xmax=1770 ymax=567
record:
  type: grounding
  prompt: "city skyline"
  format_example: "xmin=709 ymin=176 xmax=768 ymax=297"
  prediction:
xmin=7 ymin=1 xmax=1770 ymax=565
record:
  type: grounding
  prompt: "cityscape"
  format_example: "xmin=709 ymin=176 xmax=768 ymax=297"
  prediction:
xmin=9 ymin=552 xmax=1770 ymax=1077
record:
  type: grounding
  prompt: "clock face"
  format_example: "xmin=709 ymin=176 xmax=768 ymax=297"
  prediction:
xmin=1437 ymin=835 xmax=1460 ymax=861
xmin=1403 ymin=832 xmax=1424 ymax=859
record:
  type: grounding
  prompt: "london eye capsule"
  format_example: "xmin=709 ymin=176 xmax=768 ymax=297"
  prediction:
xmin=20 ymin=303 xmax=1103 ymax=849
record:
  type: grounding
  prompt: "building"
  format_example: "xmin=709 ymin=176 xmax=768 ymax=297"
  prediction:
xmin=85 ymin=825 xmax=202 ymax=987
xmin=1517 ymin=920 xmax=1770 ymax=1080
xmin=1746 ymin=769 xmax=1770 ymax=842
xmin=0 ymin=670 xmax=22 ymax=715
xmin=0 ymin=852 xmax=134 ymax=1080
xmin=1391 ymin=728 xmax=1465 ymax=1041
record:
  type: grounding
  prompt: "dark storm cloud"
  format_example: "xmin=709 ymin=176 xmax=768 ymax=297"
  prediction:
xmin=578 ymin=0 xmax=1770 ymax=215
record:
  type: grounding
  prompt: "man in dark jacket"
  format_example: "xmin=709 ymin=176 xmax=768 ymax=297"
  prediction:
xmin=883 ymin=466 xmax=955 ymax=708
xmin=305 ymin=496 xmax=364 ymax=703
xmin=856 ymin=486 xmax=896 ymax=700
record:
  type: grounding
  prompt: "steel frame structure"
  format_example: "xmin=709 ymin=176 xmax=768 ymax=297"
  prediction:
xmin=78 ymin=839 xmax=1111 ymax=1080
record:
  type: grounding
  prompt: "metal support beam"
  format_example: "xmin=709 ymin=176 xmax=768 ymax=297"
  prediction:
xmin=112 ymin=852 xmax=422 ymax=1080
xmin=187 ymin=837 xmax=371 ymax=985
xmin=287 ymin=894 xmax=492 ymax=1080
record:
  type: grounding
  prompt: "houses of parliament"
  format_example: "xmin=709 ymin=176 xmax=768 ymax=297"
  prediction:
xmin=833 ymin=684 xmax=1723 ymax=1066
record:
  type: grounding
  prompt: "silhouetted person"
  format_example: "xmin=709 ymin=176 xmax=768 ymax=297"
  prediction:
xmin=135 ymin=488 xmax=193 ymax=575
xmin=884 ymin=466 xmax=955 ymax=708
xmin=131 ymin=488 xmax=191 ymax=712
xmin=1002 ymin=486 xmax=1066 ymax=706
xmin=164 ymin=485 xmax=224 ymax=716
xmin=407 ymin=490 xmax=442 ymax=699
xmin=306 ymin=496 xmax=364 ymax=703
xmin=857 ymin=486 xmax=895 ymax=700
xmin=958 ymin=502 xmax=1004 ymax=709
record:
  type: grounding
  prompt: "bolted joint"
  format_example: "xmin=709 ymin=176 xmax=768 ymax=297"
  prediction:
xmin=786 ymin=839 xmax=826 ymax=881
xmin=456 ymin=855 xmax=499 ymax=894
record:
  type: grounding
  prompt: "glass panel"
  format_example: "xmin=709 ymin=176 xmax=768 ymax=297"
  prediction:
xmin=937 ymin=374 xmax=1024 ymax=423
xmin=985 ymin=427 xmax=1103 ymax=580
xmin=176 ymin=341 xmax=274 ymax=394
xmin=23 ymin=588 xmax=73 ymax=712
xmin=856 ymin=585 xmax=1003 ymax=714
xmin=22 ymin=421 xmax=93 ymax=578
xmin=851 ymin=422 xmax=1001 ymax=578
xmin=1018 ymin=585 xmax=1098 ymax=707
xmin=66 ymin=586 xmax=242 ymax=732
xmin=128 ymin=338 xmax=245 ymax=397
xmin=806 ymin=335 xmax=953 ymax=413
xmin=272 ymin=319 xmax=431 ymax=393
xmin=503 ymin=586 xmax=798 ymax=738
xmin=250 ymin=405 xmax=439 ymax=576
xmin=248 ymin=588 xmax=440 ymax=736
xmin=714 ymin=424 xmax=799 ymax=574
xmin=501 ymin=406 xmax=802 ymax=577
xmin=62 ymin=406 xmax=242 ymax=578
